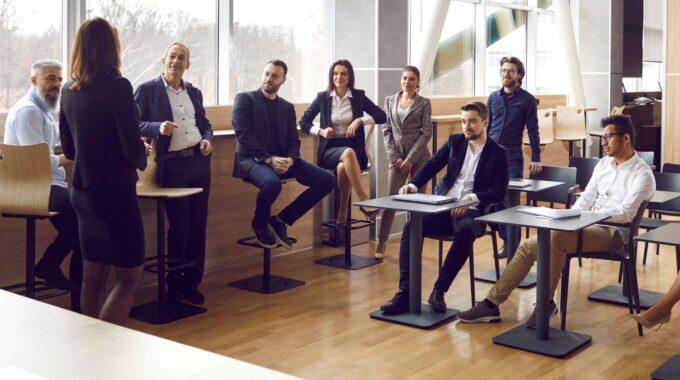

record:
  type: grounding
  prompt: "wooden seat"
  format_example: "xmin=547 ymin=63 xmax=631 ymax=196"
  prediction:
xmin=523 ymin=109 xmax=554 ymax=150
xmin=317 ymin=120 xmax=380 ymax=270
xmin=554 ymin=106 xmax=588 ymax=157
xmin=129 ymin=141 xmax=205 ymax=325
xmin=0 ymin=143 xmax=63 ymax=299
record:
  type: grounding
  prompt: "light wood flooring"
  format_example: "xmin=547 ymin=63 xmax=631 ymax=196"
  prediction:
xmin=39 ymin=234 xmax=680 ymax=379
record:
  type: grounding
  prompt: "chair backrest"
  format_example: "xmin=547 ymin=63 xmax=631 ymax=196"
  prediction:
xmin=611 ymin=105 xmax=625 ymax=115
xmin=554 ymin=106 xmax=587 ymax=140
xmin=136 ymin=140 xmax=158 ymax=189
xmin=527 ymin=165 xmax=578 ymax=205
xmin=629 ymin=200 xmax=650 ymax=244
xmin=662 ymin=163 xmax=680 ymax=174
xmin=568 ymin=156 xmax=599 ymax=191
xmin=637 ymin=151 xmax=654 ymax=169
xmin=0 ymin=143 xmax=52 ymax=216
xmin=523 ymin=109 xmax=554 ymax=145
xmin=651 ymin=171 xmax=680 ymax=213
xmin=364 ymin=121 xmax=376 ymax=170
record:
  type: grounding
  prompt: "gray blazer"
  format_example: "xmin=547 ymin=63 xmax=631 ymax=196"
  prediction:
xmin=382 ymin=92 xmax=432 ymax=165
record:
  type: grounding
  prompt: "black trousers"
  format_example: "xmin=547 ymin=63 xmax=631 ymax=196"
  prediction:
xmin=162 ymin=153 xmax=211 ymax=290
xmin=398 ymin=209 xmax=482 ymax=293
xmin=46 ymin=185 xmax=83 ymax=311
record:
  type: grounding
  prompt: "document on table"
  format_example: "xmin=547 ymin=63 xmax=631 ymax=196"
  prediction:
xmin=518 ymin=207 xmax=581 ymax=219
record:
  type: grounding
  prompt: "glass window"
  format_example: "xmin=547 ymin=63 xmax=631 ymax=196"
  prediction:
xmin=485 ymin=6 xmax=527 ymax=94
xmin=535 ymin=10 xmax=564 ymax=94
xmin=641 ymin=61 xmax=662 ymax=91
xmin=0 ymin=0 xmax=62 ymax=112
xmin=537 ymin=0 xmax=554 ymax=9
xmin=488 ymin=0 xmax=528 ymax=6
xmin=87 ymin=0 xmax=217 ymax=105
xmin=420 ymin=1 xmax=475 ymax=96
xmin=232 ymin=0 xmax=325 ymax=103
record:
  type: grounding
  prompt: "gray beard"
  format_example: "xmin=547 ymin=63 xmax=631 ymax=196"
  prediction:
xmin=36 ymin=87 xmax=58 ymax=110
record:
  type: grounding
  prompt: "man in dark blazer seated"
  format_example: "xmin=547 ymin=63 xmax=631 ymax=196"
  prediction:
xmin=380 ymin=102 xmax=508 ymax=314
xmin=135 ymin=42 xmax=213 ymax=305
xmin=232 ymin=60 xmax=335 ymax=248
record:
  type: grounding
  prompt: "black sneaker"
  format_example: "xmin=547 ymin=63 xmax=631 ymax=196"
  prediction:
xmin=525 ymin=300 xmax=558 ymax=329
xmin=268 ymin=216 xmax=292 ymax=249
xmin=252 ymin=224 xmax=277 ymax=248
xmin=456 ymin=301 xmax=501 ymax=323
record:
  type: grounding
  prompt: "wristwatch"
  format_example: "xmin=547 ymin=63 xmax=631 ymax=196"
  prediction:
xmin=265 ymin=157 xmax=272 ymax=164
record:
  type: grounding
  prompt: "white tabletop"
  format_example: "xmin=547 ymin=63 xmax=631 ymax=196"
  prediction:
xmin=0 ymin=290 xmax=297 ymax=380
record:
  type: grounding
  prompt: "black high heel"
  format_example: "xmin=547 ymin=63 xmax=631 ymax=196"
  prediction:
xmin=359 ymin=205 xmax=380 ymax=220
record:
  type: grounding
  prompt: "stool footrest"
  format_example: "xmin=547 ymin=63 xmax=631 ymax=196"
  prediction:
xmin=322 ymin=218 xmax=374 ymax=230
xmin=144 ymin=260 xmax=196 ymax=274
xmin=2 ymin=281 xmax=69 ymax=300
xmin=236 ymin=235 xmax=298 ymax=249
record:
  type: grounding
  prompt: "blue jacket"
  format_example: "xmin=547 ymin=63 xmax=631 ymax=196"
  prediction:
xmin=134 ymin=74 xmax=213 ymax=183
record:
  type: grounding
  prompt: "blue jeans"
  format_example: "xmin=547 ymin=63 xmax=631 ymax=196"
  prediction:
xmin=499 ymin=148 xmax=524 ymax=242
xmin=246 ymin=159 xmax=335 ymax=228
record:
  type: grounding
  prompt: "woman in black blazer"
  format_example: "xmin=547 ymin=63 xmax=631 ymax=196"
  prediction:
xmin=59 ymin=17 xmax=149 ymax=326
xmin=300 ymin=60 xmax=386 ymax=225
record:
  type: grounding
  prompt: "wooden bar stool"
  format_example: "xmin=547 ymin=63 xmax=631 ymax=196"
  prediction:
xmin=0 ymin=143 xmax=67 ymax=300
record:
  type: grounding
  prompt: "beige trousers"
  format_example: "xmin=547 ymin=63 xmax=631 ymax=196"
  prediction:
xmin=377 ymin=157 xmax=428 ymax=244
xmin=487 ymin=225 xmax=625 ymax=305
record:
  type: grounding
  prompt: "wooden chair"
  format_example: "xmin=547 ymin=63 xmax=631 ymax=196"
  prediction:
xmin=129 ymin=141 xmax=206 ymax=324
xmin=0 ymin=143 xmax=63 ymax=299
xmin=554 ymin=106 xmax=588 ymax=158
xmin=523 ymin=109 xmax=554 ymax=147
xmin=317 ymin=121 xmax=381 ymax=270
xmin=611 ymin=106 xmax=625 ymax=115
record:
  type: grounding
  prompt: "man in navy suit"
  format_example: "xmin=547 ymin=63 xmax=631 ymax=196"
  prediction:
xmin=380 ymin=102 xmax=508 ymax=314
xmin=232 ymin=60 xmax=334 ymax=248
xmin=135 ymin=42 xmax=213 ymax=305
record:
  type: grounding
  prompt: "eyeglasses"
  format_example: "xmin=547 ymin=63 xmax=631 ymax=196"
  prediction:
xmin=602 ymin=132 xmax=624 ymax=142
xmin=500 ymin=68 xmax=517 ymax=75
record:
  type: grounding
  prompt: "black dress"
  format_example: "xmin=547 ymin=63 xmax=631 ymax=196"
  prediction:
xmin=59 ymin=73 xmax=148 ymax=268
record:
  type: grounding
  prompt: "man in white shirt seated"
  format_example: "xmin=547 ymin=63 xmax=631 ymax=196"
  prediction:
xmin=457 ymin=114 xmax=655 ymax=328
xmin=3 ymin=59 xmax=82 ymax=304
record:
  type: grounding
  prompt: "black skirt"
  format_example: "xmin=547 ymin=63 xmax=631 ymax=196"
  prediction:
xmin=320 ymin=138 xmax=368 ymax=170
xmin=70 ymin=184 xmax=145 ymax=268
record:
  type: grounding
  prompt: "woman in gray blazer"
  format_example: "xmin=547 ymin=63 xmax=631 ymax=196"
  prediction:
xmin=376 ymin=66 xmax=432 ymax=259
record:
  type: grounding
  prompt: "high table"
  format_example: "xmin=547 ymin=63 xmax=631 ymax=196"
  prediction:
xmin=474 ymin=179 xmax=564 ymax=288
xmin=587 ymin=191 xmax=680 ymax=308
xmin=476 ymin=206 xmax=607 ymax=358
xmin=357 ymin=196 xmax=475 ymax=329
xmin=0 ymin=290 xmax=297 ymax=380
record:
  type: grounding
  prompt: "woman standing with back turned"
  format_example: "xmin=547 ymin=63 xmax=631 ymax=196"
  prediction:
xmin=59 ymin=17 xmax=149 ymax=325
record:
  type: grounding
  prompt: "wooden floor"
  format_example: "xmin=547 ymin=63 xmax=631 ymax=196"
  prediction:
xmin=40 ymin=234 xmax=680 ymax=379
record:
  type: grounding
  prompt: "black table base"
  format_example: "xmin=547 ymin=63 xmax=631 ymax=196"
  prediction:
xmin=130 ymin=301 xmax=206 ymax=325
xmin=369 ymin=305 xmax=459 ymax=329
xmin=315 ymin=254 xmax=379 ymax=270
xmin=228 ymin=275 xmax=305 ymax=294
xmin=651 ymin=355 xmax=680 ymax=380
xmin=587 ymin=284 xmax=662 ymax=309
xmin=493 ymin=325 xmax=592 ymax=358
xmin=474 ymin=268 xmax=537 ymax=288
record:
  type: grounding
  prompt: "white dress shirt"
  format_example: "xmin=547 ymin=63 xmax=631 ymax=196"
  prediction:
xmin=162 ymin=76 xmax=202 ymax=152
xmin=573 ymin=152 xmax=655 ymax=242
xmin=309 ymin=89 xmax=374 ymax=136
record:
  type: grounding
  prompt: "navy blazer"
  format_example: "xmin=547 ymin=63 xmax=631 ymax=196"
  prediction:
xmin=299 ymin=89 xmax=386 ymax=168
xmin=134 ymin=74 xmax=214 ymax=183
xmin=231 ymin=90 xmax=301 ymax=179
xmin=410 ymin=133 xmax=509 ymax=213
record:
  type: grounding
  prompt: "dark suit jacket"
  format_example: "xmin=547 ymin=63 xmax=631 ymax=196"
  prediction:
xmin=410 ymin=133 xmax=508 ymax=213
xmin=134 ymin=74 xmax=213 ymax=183
xmin=299 ymin=89 xmax=386 ymax=168
xmin=59 ymin=73 xmax=147 ymax=189
xmin=231 ymin=90 xmax=300 ymax=179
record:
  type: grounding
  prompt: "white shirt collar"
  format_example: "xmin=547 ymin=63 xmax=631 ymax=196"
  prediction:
xmin=606 ymin=152 xmax=640 ymax=169
xmin=330 ymin=88 xmax=353 ymax=100
xmin=161 ymin=74 xmax=186 ymax=91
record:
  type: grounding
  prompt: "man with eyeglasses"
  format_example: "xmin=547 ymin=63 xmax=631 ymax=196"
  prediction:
xmin=487 ymin=56 xmax=541 ymax=258
xmin=456 ymin=114 xmax=655 ymax=327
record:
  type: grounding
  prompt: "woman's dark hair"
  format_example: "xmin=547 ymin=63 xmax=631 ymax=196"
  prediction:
xmin=69 ymin=17 xmax=122 ymax=90
xmin=326 ymin=59 xmax=355 ymax=92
